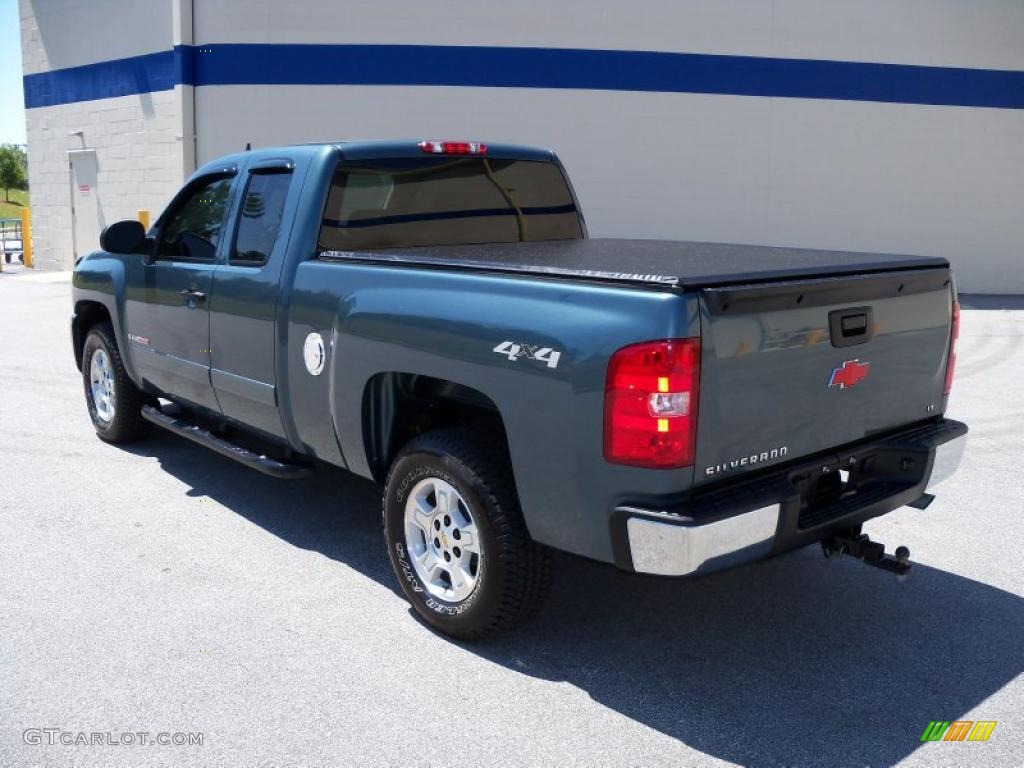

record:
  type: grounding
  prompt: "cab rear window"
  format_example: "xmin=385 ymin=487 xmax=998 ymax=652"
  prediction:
xmin=318 ymin=157 xmax=582 ymax=251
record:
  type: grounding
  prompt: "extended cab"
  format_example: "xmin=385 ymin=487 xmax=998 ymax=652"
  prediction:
xmin=72 ymin=140 xmax=967 ymax=638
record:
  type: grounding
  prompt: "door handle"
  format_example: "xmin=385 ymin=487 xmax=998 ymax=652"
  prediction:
xmin=179 ymin=287 xmax=207 ymax=305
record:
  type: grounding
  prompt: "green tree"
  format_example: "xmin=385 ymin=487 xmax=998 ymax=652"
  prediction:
xmin=0 ymin=145 xmax=28 ymax=203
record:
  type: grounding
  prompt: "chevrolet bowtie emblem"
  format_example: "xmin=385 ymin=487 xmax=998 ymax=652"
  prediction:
xmin=829 ymin=359 xmax=870 ymax=389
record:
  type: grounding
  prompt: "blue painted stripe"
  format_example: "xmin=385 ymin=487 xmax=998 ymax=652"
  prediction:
xmin=24 ymin=43 xmax=1024 ymax=110
xmin=23 ymin=50 xmax=179 ymax=108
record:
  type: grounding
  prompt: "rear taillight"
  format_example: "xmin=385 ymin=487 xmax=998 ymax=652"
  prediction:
xmin=418 ymin=141 xmax=487 ymax=155
xmin=604 ymin=338 xmax=700 ymax=469
xmin=944 ymin=299 xmax=960 ymax=395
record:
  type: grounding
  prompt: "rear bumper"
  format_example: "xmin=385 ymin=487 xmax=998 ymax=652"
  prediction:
xmin=614 ymin=418 xmax=967 ymax=577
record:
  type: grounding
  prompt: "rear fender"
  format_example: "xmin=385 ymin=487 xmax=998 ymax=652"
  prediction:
xmin=284 ymin=261 xmax=701 ymax=564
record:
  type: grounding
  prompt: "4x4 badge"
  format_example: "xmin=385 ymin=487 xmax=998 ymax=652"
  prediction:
xmin=493 ymin=341 xmax=561 ymax=369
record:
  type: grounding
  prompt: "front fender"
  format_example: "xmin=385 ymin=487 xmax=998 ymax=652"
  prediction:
xmin=71 ymin=254 xmax=139 ymax=385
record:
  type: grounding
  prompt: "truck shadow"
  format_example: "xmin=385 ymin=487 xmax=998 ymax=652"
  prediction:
xmin=126 ymin=432 xmax=1023 ymax=768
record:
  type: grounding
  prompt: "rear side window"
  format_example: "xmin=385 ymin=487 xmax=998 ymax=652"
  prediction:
xmin=231 ymin=171 xmax=293 ymax=266
xmin=318 ymin=157 xmax=582 ymax=251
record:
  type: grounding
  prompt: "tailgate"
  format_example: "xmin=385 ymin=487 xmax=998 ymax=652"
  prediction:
xmin=694 ymin=268 xmax=954 ymax=486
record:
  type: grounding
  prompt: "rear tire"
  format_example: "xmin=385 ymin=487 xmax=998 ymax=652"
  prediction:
xmin=384 ymin=428 xmax=552 ymax=639
xmin=81 ymin=321 xmax=151 ymax=443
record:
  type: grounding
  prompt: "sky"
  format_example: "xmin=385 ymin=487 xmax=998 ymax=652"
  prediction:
xmin=1 ymin=0 xmax=26 ymax=144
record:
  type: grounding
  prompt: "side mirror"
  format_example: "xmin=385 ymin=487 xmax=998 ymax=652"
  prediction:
xmin=100 ymin=220 xmax=147 ymax=254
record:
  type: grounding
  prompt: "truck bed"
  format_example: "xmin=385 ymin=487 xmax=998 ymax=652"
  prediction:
xmin=320 ymin=238 xmax=949 ymax=290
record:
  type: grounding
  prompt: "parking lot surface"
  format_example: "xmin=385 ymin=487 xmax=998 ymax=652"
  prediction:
xmin=2 ymin=272 xmax=1022 ymax=768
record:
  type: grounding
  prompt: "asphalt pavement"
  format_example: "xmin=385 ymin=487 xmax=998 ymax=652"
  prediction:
xmin=2 ymin=269 xmax=1022 ymax=768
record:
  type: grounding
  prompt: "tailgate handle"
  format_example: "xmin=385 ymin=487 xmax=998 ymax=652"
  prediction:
xmin=842 ymin=315 xmax=867 ymax=334
xmin=829 ymin=307 xmax=874 ymax=348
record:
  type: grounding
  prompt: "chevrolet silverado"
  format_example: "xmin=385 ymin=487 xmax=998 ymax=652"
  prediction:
xmin=72 ymin=140 xmax=967 ymax=638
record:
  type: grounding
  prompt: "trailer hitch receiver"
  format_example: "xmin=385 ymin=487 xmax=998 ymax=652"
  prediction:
xmin=822 ymin=530 xmax=911 ymax=577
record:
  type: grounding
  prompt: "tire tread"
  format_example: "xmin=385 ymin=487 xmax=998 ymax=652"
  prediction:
xmin=82 ymin=321 xmax=151 ymax=443
xmin=385 ymin=428 xmax=552 ymax=638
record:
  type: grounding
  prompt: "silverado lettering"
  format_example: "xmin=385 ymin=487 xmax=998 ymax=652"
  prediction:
xmin=705 ymin=447 xmax=789 ymax=476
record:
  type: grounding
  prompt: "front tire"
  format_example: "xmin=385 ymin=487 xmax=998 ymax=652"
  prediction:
xmin=81 ymin=321 xmax=151 ymax=443
xmin=384 ymin=429 xmax=551 ymax=639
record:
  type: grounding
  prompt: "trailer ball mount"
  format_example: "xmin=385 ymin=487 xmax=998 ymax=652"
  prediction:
xmin=822 ymin=529 xmax=911 ymax=578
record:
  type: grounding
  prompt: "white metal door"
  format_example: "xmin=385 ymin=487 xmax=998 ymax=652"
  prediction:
xmin=68 ymin=149 xmax=100 ymax=259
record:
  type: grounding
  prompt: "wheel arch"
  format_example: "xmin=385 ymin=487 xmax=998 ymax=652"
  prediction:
xmin=362 ymin=372 xmax=510 ymax=484
xmin=72 ymin=300 xmax=114 ymax=371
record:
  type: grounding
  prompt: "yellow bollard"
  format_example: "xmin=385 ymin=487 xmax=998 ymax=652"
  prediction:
xmin=137 ymin=209 xmax=150 ymax=231
xmin=20 ymin=208 xmax=32 ymax=268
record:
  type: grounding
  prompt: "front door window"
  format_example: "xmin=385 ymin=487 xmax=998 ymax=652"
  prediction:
xmin=157 ymin=175 xmax=234 ymax=261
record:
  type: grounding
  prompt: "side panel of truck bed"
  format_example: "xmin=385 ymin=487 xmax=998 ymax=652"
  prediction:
xmin=285 ymin=259 xmax=701 ymax=563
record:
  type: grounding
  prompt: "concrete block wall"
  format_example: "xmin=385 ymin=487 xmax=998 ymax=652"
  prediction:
xmin=18 ymin=0 xmax=1024 ymax=291
xmin=19 ymin=0 xmax=184 ymax=270
xmin=20 ymin=92 xmax=185 ymax=270
xmin=192 ymin=0 xmax=1024 ymax=294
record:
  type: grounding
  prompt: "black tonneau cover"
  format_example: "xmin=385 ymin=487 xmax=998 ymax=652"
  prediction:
xmin=319 ymin=238 xmax=949 ymax=290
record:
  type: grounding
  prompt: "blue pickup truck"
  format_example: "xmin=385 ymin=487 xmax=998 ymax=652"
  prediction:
xmin=72 ymin=140 xmax=966 ymax=638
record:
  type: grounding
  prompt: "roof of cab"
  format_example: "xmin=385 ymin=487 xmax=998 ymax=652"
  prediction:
xmin=194 ymin=140 xmax=556 ymax=177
